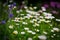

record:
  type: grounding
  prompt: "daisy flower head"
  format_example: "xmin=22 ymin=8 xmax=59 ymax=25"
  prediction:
xmin=13 ymin=30 xmax=18 ymax=35
xmin=38 ymin=35 xmax=47 ymax=40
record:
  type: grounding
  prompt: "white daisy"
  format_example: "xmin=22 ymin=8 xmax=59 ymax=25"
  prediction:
xmin=33 ymin=19 xmax=37 ymax=22
xmin=51 ymin=30 xmax=54 ymax=32
xmin=15 ymin=17 xmax=20 ymax=20
xmin=51 ymin=36 xmax=54 ymax=38
xmin=16 ymin=10 xmax=20 ymax=13
xmin=35 ymin=13 xmax=40 ymax=16
xmin=12 ymin=19 xmax=20 ymax=22
xmin=36 ymin=29 xmax=40 ymax=32
xmin=21 ymin=32 xmax=25 ymax=34
xmin=24 ymin=27 xmax=29 ymax=30
xmin=33 ymin=7 xmax=37 ymax=9
xmin=30 ymin=20 xmax=34 ymax=23
xmin=15 ymin=23 xmax=19 ymax=25
xmin=45 ymin=16 xmax=55 ymax=19
xmin=38 ymin=35 xmax=47 ymax=40
xmin=38 ymin=21 xmax=41 ymax=23
xmin=43 ymin=31 xmax=47 ymax=34
xmin=20 ymin=14 xmax=24 ymax=16
xmin=41 ymin=7 xmax=46 ymax=11
xmin=20 ymin=9 xmax=23 ymax=12
xmin=53 ymin=27 xmax=60 ymax=32
xmin=38 ymin=10 xmax=43 ymax=13
xmin=13 ymin=30 xmax=18 ymax=34
xmin=27 ymin=30 xmax=32 ymax=33
xmin=35 ymin=23 xmax=39 ymax=26
xmin=56 ymin=19 xmax=60 ymax=22
xmin=40 ymin=19 xmax=45 ymax=22
xmin=22 ymin=22 xmax=27 ymax=25
xmin=31 ymin=32 xmax=36 ymax=35
xmin=9 ymin=25 xmax=13 ymax=29
xmin=13 ymin=6 xmax=16 ymax=9
xmin=8 ymin=5 xmax=11 ymax=7
xmin=53 ymin=34 xmax=56 ymax=36
xmin=33 ymin=24 xmax=37 ymax=27
xmin=24 ymin=6 xmax=28 ymax=9
xmin=29 ymin=7 xmax=33 ymax=10
xmin=28 ymin=38 xmax=32 ymax=40
xmin=39 ymin=16 xmax=44 ymax=19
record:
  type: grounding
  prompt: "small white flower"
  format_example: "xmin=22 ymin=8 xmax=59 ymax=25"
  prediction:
xmin=22 ymin=22 xmax=26 ymax=24
xmin=13 ymin=6 xmax=16 ymax=9
xmin=44 ymin=13 xmax=52 ymax=16
xmin=43 ymin=12 xmax=54 ymax=19
xmin=24 ymin=16 xmax=30 ymax=19
xmin=29 ymin=7 xmax=33 ymax=10
xmin=15 ymin=17 xmax=20 ymax=20
xmin=51 ymin=36 xmax=54 ymax=38
xmin=33 ymin=25 xmax=36 ymax=27
xmin=51 ymin=30 xmax=54 ymax=32
xmin=45 ymin=16 xmax=55 ymax=19
xmin=50 ymin=24 xmax=52 ymax=26
xmin=28 ymin=38 xmax=32 ymax=40
xmin=27 ymin=14 xmax=33 ymax=18
xmin=43 ymin=31 xmax=47 ymax=34
xmin=21 ymin=32 xmax=25 ymax=34
xmin=22 ymin=22 xmax=27 ymax=25
xmin=20 ymin=17 xmax=24 ymax=20
xmin=33 ymin=7 xmax=37 ymax=9
xmin=30 ymin=20 xmax=34 ymax=23
xmin=43 ymin=12 xmax=48 ymax=15
xmin=13 ymin=19 xmax=20 ymax=22
xmin=9 ymin=25 xmax=13 ymax=29
xmin=9 ymin=0 xmax=13 ymax=3
xmin=41 ymin=7 xmax=46 ymax=11
xmin=30 ymin=16 xmax=33 ymax=18
xmin=27 ymin=14 xmax=31 ymax=16
xmin=26 ymin=10 xmax=37 ymax=15
xmin=15 ymin=23 xmax=19 ymax=25
xmin=20 ymin=14 xmax=24 ymax=16
xmin=36 ymin=18 xmax=40 ymax=20
xmin=24 ymin=6 xmax=28 ymax=9
xmin=32 ymin=32 xmax=36 ymax=35
xmin=36 ymin=29 xmax=40 ymax=32
xmin=40 ymin=16 xmax=44 ymax=19
xmin=27 ymin=30 xmax=32 ymax=33
xmin=53 ymin=28 xmax=60 ymax=32
xmin=35 ymin=13 xmax=40 ymax=16
xmin=38 ymin=10 xmax=43 ymax=13
xmin=53 ymin=34 xmax=56 ymax=36
xmin=33 ymin=19 xmax=37 ymax=22
xmin=8 ymin=5 xmax=11 ymax=7
xmin=34 ymin=16 xmax=38 ymax=18
xmin=35 ymin=23 xmax=39 ymax=26
xmin=26 ymin=10 xmax=32 ymax=14
xmin=56 ymin=19 xmax=60 ymax=22
xmin=38 ymin=35 xmax=47 ymax=40
xmin=24 ymin=27 xmax=29 ymax=30
xmin=40 ymin=19 xmax=45 ymax=22
xmin=13 ymin=30 xmax=18 ymax=34
xmin=20 ymin=9 xmax=23 ymax=12
xmin=16 ymin=10 xmax=20 ymax=13
xmin=38 ymin=21 xmax=41 ymax=23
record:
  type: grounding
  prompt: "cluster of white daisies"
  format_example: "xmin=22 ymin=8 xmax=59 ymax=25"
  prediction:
xmin=7 ymin=5 xmax=60 ymax=40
